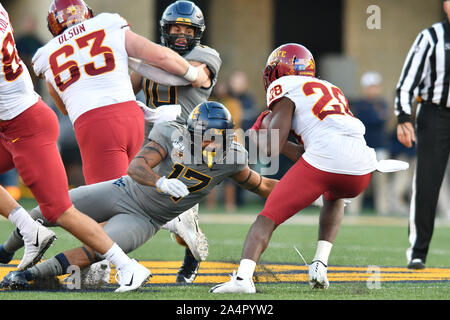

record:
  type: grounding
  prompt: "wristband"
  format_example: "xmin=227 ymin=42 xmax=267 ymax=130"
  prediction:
xmin=397 ymin=113 xmax=412 ymax=124
xmin=183 ymin=64 xmax=199 ymax=82
xmin=155 ymin=176 xmax=166 ymax=189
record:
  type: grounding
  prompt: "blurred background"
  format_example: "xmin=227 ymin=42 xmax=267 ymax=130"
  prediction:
xmin=2 ymin=0 xmax=449 ymax=218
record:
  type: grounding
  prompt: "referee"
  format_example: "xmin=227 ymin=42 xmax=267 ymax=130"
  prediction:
xmin=395 ymin=0 xmax=450 ymax=270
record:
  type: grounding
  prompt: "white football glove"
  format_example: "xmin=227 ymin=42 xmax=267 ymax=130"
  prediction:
xmin=156 ymin=176 xmax=189 ymax=198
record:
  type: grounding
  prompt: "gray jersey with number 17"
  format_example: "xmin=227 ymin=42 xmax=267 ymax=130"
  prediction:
xmin=28 ymin=121 xmax=246 ymax=255
xmin=120 ymin=121 xmax=246 ymax=225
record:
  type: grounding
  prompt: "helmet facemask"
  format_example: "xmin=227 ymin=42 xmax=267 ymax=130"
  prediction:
xmin=263 ymin=60 xmax=279 ymax=92
xmin=189 ymin=127 xmax=235 ymax=168
xmin=161 ymin=23 xmax=202 ymax=55
xmin=161 ymin=23 xmax=201 ymax=55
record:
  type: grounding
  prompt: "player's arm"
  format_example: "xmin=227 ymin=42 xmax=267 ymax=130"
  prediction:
xmin=188 ymin=60 xmax=211 ymax=88
xmin=128 ymin=142 xmax=189 ymax=197
xmin=130 ymin=71 xmax=143 ymax=95
xmin=128 ymin=58 xmax=196 ymax=88
xmin=127 ymin=141 xmax=167 ymax=186
xmin=124 ymin=30 xmax=208 ymax=88
xmin=46 ymin=81 xmax=68 ymax=115
xmin=281 ymin=141 xmax=304 ymax=162
xmin=265 ymin=97 xmax=295 ymax=157
xmin=231 ymin=166 xmax=278 ymax=198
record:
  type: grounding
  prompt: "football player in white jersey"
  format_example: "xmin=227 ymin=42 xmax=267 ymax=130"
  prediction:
xmin=210 ymin=43 xmax=401 ymax=294
xmin=33 ymin=0 xmax=208 ymax=185
xmin=0 ymin=3 xmax=153 ymax=292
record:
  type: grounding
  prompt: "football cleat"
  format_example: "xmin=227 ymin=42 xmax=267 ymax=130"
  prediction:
xmin=0 ymin=244 xmax=14 ymax=264
xmin=407 ymin=258 xmax=426 ymax=270
xmin=309 ymin=260 xmax=329 ymax=289
xmin=209 ymin=271 xmax=256 ymax=294
xmin=17 ymin=224 xmax=57 ymax=271
xmin=114 ymin=259 xmax=151 ymax=293
xmin=63 ymin=260 xmax=111 ymax=289
xmin=176 ymin=249 xmax=200 ymax=284
xmin=174 ymin=207 xmax=208 ymax=262
xmin=0 ymin=270 xmax=31 ymax=290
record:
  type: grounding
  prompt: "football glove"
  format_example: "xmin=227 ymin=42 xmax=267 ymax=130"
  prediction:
xmin=156 ymin=176 xmax=189 ymax=198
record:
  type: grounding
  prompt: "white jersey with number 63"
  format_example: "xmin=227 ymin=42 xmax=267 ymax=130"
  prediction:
xmin=32 ymin=13 xmax=136 ymax=124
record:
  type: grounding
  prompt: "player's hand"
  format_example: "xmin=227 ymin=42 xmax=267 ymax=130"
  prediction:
xmin=156 ymin=176 xmax=189 ymax=198
xmin=396 ymin=122 xmax=415 ymax=148
xmin=251 ymin=110 xmax=271 ymax=131
xmin=191 ymin=64 xmax=208 ymax=88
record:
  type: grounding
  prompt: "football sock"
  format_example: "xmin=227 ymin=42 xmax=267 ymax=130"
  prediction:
xmin=2 ymin=228 xmax=23 ymax=253
xmin=237 ymin=259 xmax=256 ymax=280
xmin=313 ymin=240 xmax=333 ymax=265
xmin=27 ymin=256 xmax=66 ymax=279
xmin=102 ymin=242 xmax=132 ymax=270
xmin=7 ymin=206 xmax=37 ymax=236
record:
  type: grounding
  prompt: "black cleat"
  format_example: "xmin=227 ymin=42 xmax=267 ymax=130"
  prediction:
xmin=407 ymin=258 xmax=425 ymax=270
xmin=176 ymin=248 xmax=200 ymax=284
xmin=0 ymin=271 xmax=32 ymax=290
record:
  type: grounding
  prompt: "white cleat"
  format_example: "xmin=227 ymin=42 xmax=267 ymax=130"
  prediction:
xmin=114 ymin=259 xmax=151 ymax=293
xmin=84 ymin=260 xmax=111 ymax=286
xmin=209 ymin=271 xmax=256 ymax=294
xmin=18 ymin=224 xmax=56 ymax=271
xmin=309 ymin=260 xmax=329 ymax=289
xmin=174 ymin=206 xmax=208 ymax=261
xmin=63 ymin=260 xmax=111 ymax=289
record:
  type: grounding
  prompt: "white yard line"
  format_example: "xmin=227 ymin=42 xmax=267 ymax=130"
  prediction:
xmin=198 ymin=213 xmax=450 ymax=227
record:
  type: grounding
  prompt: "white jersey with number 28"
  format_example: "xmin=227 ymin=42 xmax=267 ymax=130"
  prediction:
xmin=266 ymin=75 xmax=377 ymax=175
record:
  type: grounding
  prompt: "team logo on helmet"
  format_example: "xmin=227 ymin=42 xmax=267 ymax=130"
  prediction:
xmin=47 ymin=0 xmax=93 ymax=37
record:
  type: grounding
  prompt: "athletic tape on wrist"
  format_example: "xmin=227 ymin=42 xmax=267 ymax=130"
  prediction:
xmin=183 ymin=65 xmax=198 ymax=82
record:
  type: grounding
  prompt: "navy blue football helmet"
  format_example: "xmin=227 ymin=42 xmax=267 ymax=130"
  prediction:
xmin=187 ymin=101 xmax=235 ymax=167
xmin=160 ymin=1 xmax=205 ymax=55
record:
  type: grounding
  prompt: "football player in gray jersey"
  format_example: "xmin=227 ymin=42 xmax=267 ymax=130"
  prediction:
xmin=0 ymin=102 xmax=278 ymax=290
xmin=130 ymin=0 xmax=221 ymax=283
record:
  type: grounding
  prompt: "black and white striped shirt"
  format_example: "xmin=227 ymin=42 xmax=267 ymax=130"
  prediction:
xmin=395 ymin=20 xmax=450 ymax=123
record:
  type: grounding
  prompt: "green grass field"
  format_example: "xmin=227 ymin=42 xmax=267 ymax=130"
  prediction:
xmin=0 ymin=198 xmax=449 ymax=301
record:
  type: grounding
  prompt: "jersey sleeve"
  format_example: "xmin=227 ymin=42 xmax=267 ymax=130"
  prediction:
xmin=31 ymin=47 xmax=48 ymax=78
xmin=97 ymin=12 xmax=130 ymax=32
xmin=185 ymin=45 xmax=222 ymax=84
xmin=265 ymin=76 xmax=298 ymax=110
xmin=129 ymin=57 xmax=189 ymax=86
xmin=148 ymin=122 xmax=178 ymax=155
